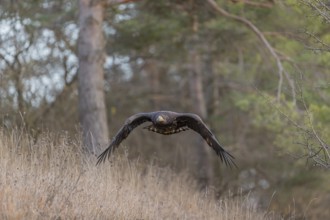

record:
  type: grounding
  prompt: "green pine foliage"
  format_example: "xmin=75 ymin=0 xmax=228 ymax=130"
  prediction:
xmin=0 ymin=0 xmax=329 ymax=218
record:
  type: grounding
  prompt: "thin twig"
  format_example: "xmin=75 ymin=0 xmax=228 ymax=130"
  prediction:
xmin=301 ymin=95 xmax=330 ymax=161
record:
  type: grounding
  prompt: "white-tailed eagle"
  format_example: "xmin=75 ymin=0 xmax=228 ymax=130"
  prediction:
xmin=97 ymin=111 xmax=236 ymax=167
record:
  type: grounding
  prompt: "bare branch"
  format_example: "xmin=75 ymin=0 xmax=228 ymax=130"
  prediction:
xmin=293 ymin=78 xmax=329 ymax=168
xmin=207 ymin=0 xmax=295 ymax=103
xmin=300 ymin=0 xmax=330 ymax=23
xmin=304 ymin=30 xmax=330 ymax=52
xmin=301 ymin=91 xmax=330 ymax=162
xmin=257 ymin=87 xmax=330 ymax=168
xmin=0 ymin=53 xmax=13 ymax=69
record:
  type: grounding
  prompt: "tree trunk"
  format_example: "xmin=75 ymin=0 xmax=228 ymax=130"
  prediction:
xmin=187 ymin=16 xmax=213 ymax=188
xmin=78 ymin=0 xmax=109 ymax=154
xmin=14 ymin=70 xmax=24 ymax=116
xmin=145 ymin=58 xmax=161 ymax=109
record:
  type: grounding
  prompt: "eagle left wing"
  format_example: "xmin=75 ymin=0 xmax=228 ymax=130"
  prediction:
xmin=176 ymin=113 xmax=237 ymax=168
xmin=96 ymin=112 xmax=153 ymax=165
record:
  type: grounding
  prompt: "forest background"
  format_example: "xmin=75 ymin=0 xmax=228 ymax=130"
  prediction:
xmin=0 ymin=0 xmax=329 ymax=219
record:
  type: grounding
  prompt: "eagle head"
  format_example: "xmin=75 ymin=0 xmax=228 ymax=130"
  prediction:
xmin=156 ymin=115 xmax=166 ymax=124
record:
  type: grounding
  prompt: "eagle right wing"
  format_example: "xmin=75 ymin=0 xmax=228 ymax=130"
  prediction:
xmin=176 ymin=113 xmax=237 ymax=168
xmin=96 ymin=112 xmax=153 ymax=165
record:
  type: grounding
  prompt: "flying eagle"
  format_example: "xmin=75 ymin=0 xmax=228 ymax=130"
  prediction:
xmin=97 ymin=111 xmax=236 ymax=167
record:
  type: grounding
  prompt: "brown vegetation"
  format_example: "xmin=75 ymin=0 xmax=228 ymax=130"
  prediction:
xmin=0 ymin=128 xmax=279 ymax=219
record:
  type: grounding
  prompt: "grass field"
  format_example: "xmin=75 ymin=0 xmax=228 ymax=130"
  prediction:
xmin=0 ymin=129 xmax=281 ymax=219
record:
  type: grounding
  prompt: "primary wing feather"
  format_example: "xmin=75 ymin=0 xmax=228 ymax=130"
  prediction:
xmin=96 ymin=113 xmax=152 ymax=165
xmin=176 ymin=113 xmax=237 ymax=168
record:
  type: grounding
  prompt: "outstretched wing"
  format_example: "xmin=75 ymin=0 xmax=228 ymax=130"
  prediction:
xmin=96 ymin=112 xmax=153 ymax=165
xmin=176 ymin=113 xmax=237 ymax=168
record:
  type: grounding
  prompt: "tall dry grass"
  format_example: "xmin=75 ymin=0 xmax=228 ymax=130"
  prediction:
xmin=0 ymin=128 xmax=280 ymax=219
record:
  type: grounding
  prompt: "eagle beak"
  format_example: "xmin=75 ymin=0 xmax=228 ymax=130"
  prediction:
xmin=156 ymin=115 xmax=166 ymax=124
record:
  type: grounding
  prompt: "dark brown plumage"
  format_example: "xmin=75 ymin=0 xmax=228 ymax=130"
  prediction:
xmin=97 ymin=111 xmax=236 ymax=167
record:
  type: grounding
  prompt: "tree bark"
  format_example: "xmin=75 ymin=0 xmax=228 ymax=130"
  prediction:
xmin=78 ymin=0 xmax=109 ymax=154
xmin=188 ymin=53 xmax=214 ymax=188
xmin=145 ymin=58 xmax=161 ymax=109
xmin=187 ymin=16 xmax=213 ymax=188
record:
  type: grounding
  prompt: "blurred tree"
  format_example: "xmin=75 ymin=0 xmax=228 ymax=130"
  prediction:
xmin=187 ymin=14 xmax=213 ymax=187
xmin=0 ymin=0 xmax=78 ymax=135
xmin=300 ymin=0 xmax=330 ymax=52
xmin=287 ymin=0 xmax=330 ymax=168
xmin=77 ymin=0 xmax=142 ymax=153
xmin=77 ymin=0 xmax=109 ymax=153
xmin=0 ymin=0 xmax=330 ymax=217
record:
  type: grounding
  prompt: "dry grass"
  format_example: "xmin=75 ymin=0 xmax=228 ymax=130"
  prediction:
xmin=0 ymin=128 xmax=279 ymax=219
